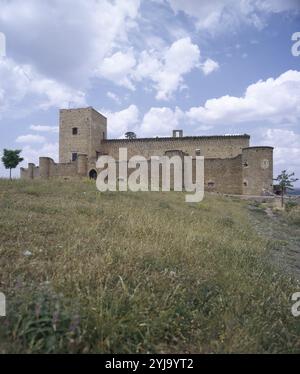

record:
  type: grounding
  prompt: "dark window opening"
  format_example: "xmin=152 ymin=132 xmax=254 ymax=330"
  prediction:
xmin=89 ymin=169 xmax=97 ymax=180
xmin=243 ymin=161 xmax=248 ymax=167
xmin=72 ymin=127 xmax=78 ymax=135
xmin=72 ymin=153 xmax=78 ymax=162
xmin=208 ymin=181 xmax=215 ymax=188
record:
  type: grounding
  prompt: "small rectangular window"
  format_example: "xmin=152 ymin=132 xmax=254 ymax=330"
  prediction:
xmin=72 ymin=127 xmax=78 ymax=135
xmin=72 ymin=153 xmax=78 ymax=162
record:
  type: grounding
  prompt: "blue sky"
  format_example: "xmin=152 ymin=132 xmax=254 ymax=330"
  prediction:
xmin=0 ymin=0 xmax=300 ymax=185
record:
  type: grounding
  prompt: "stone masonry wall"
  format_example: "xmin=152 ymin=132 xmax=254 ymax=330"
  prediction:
xmin=93 ymin=155 xmax=243 ymax=194
xmin=203 ymin=156 xmax=243 ymax=194
xmin=59 ymin=108 xmax=90 ymax=163
xmin=59 ymin=107 xmax=107 ymax=163
xmin=242 ymin=147 xmax=273 ymax=195
xmin=20 ymin=107 xmax=274 ymax=196
xmin=102 ymin=135 xmax=250 ymax=160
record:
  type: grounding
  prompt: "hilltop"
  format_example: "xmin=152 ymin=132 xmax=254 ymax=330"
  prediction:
xmin=0 ymin=179 xmax=299 ymax=353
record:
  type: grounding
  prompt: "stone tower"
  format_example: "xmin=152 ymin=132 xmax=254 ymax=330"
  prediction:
xmin=242 ymin=146 xmax=273 ymax=195
xmin=59 ymin=107 xmax=107 ymax=163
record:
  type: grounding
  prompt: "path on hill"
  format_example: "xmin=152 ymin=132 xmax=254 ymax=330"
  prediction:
xmin=247 ymin=204 xmax=300 ymax=280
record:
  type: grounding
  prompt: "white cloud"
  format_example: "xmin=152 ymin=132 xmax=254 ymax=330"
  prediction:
xmin=29 ymin=76 xmax=86 ymax=110
xmin=140 ymin=106 xmax=184 ymax=136
xmin=259 ymin=128 xmax=300 ymax=183
xmin=262 ymin=128 xmax=300 ymax=149
xmin=30 ymin=125 xmax=59 ymax=133
xmin=98 ymin=37 xmax=207 ymax=101
xmin=257 ymin=0 xmax=300 ymax=13
xmin=135 ymin=37 xmax=201 ymax=100
xmin=97 ymin=51 xmax=137 ymax=90
xmin=107 ymin=92 xmax=121 ymax=104
xmin=201 ymin=58 xmax=219 ymax=75
xmin=102 ymin=105 xmax=139 ymax=138
xmin=104 ymin=69 xmax=300 ymax=139
xmin=16 ymin=134 xmax=46 ymax=144
xmin=0 ymin=0 xmax=219 ymax=107
xmin=0 ymin=58 xmax=86 ymax=118
xmin=99 ymin=104 xmax=186 ymax=139
xmin=156 ymin=37 xmax=200 ymax=100
xmin=134 ymin=50 xmax=163 ymax=82
xmin=21 ymin=142 xmax=59 ymax=164
xmin=0 ymin=0 xmax=141 ymax=116
xmin=0 ymin=0 xmax=141 ymax=86
xmin=186 ymin=70 xmax=300 ymax=126
xmin=166 ymin=0 xmax=300 ymax=32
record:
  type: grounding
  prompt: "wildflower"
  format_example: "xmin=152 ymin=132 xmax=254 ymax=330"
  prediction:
xmin=52 ymin=310 xmax=59 ymax=331
xmin=69 ymin=314 xmax=80 ymax=333
xmin=23 ymin=250 xmax=32 ymax=257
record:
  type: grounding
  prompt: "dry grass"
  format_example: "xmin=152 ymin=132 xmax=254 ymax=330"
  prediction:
xmin=286 ymin=206 xmax=300 ymax=226
xmin=0 ymin=179 xmax=299 ymax=353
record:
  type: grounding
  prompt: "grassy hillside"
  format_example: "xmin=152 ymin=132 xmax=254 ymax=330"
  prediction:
xmin=0 ymin=179 xmax=299 ymax=353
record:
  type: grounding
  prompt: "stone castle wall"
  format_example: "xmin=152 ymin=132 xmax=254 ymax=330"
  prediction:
xmin=204 ymin=155 xmax=243 ymax=195
xmin=20 ymin=107 xmax=274 ymax=196
xmin=20 ymin=163 xmax=39 ymax=180
xmin=102 ymin=135 xmax=250 ymax=159
xmin=21 ymin=150 xmax=272 ymax=196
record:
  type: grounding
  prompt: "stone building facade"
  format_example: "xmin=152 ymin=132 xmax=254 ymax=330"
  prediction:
xmin=21 ymin=107 xmax=274 ymax=196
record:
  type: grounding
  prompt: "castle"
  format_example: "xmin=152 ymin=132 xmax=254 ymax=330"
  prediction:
xmin=21 ymin=107 xmax=274 ymax=196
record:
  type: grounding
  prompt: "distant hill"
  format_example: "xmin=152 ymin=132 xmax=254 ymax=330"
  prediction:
xmin=289 ymin=188 xmax=300 ymax=196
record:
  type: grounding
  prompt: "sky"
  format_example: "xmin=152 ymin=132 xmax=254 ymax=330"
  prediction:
xmin=0 ymin=0 xmax=300 ymax=185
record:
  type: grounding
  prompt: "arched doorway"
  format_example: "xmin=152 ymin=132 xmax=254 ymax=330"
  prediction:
xmin=89 ymin=169 xmax=97 ymax=180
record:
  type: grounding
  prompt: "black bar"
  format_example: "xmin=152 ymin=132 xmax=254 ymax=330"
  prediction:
xmin=0 ymin=354 xmax=298 ymax=371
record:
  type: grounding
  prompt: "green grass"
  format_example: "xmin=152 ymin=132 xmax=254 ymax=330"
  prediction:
xmin=286 ymin=206 xmax=300 ymax=226
xmin=0 ymin=179 xmax=299 ymax=353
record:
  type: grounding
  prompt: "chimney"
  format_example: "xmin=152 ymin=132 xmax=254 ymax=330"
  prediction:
xmin=173 ymin=130 xmax=183 ymax=138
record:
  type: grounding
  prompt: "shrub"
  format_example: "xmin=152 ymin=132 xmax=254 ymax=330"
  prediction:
xmin=285 ymin=200 xmax=298 ymax=212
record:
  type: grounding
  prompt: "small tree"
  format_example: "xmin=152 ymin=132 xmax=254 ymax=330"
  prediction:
xmin=1 ymin=149 xmax=24 ymax=180
xmin=125 ymin=131 xmax=137 ymax=139
xmin=274 ymin=170 xmax=299 ymax=207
